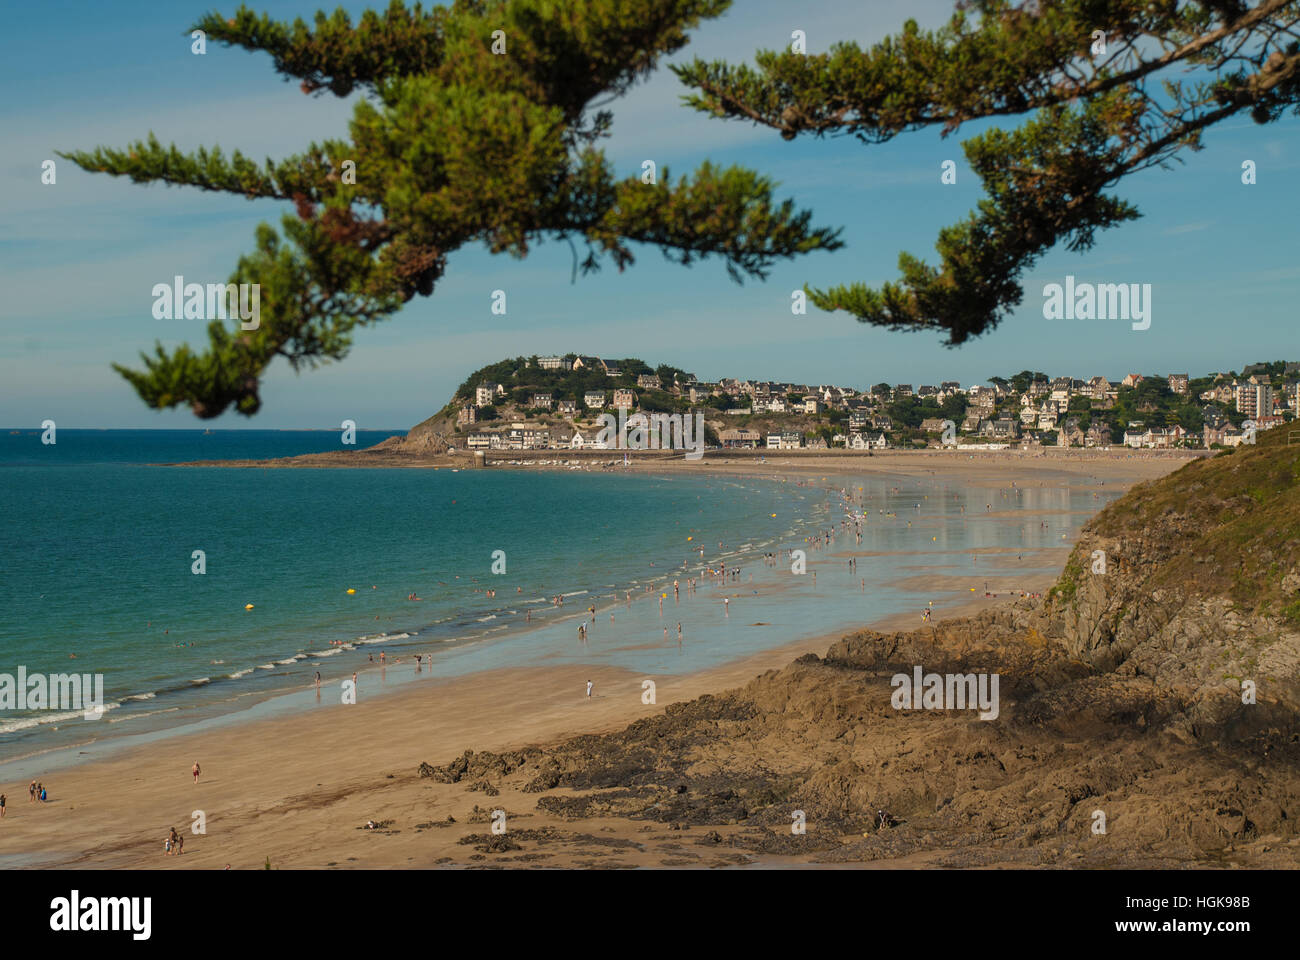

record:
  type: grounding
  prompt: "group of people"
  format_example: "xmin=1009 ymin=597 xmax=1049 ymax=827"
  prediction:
xmin=0 ymin=781 xmax=50 ymax=819
xmin=164 ymin=825 xmax=185 ymax=855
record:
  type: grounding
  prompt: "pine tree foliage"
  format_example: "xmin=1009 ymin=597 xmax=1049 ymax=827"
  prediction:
xmin=675 ymin=0 xmax=1300 ymax=344
xmin=62 ymin=0 xmax=841 ymax=417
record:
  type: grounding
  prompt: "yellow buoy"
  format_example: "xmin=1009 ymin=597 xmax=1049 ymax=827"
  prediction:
xmin=346 ymin=588 xmax=356 ymax=594
xmin=770 ymin=513 xmax=776 ymax=518
xmin=687 ymin=536 xmax=693 ymax=541
xmin=245 ymin=603 xmax=255 ymax=610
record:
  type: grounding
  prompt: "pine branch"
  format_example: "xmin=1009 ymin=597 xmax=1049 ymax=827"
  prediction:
xmin=677 ymin=0 xmax=1300 ymax=343
xmin=71 ymin=0 xmax=837 ymax=417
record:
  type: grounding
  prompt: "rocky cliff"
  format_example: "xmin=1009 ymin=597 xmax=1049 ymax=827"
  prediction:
xmin=1035 ymin=423 xmax=1300 ymax=717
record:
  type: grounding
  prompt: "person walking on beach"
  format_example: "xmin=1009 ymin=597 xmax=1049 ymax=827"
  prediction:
xmin=192 ymin=761 xmax=201 ymax=784
xmin=677 ymin=622 xmax=683 ymax=642
xmin=1 ymin=794 xmax=6 ymax=818
xmin=29 ymin=781 xmax=36 ymax=803
xmin=586 ymin=680 xmax=593 ymax=698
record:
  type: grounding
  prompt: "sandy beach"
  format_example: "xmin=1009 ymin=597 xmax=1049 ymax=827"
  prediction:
xmin=0 ymin=594 xmax=1034 ymax=869
xmin=0 ymin=452 xmax=1192 ymax=869
xmin=174 ymin=444 xmax=1202 ymax=491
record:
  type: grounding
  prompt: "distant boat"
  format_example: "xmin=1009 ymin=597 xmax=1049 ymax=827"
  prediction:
xmin=203 ymin=429 xmax=213 ymax=435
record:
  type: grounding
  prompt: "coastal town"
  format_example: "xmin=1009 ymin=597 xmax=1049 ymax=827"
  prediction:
xmin=445 ymin=354 xmax=1299 ymax=453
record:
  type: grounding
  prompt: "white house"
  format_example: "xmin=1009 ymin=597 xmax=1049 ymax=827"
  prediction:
xmin=765 ymin=431 xmax=804 ymax=450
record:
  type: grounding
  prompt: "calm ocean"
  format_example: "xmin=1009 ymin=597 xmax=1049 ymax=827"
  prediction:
xmin=0 ymin=430 xmax=1117 ymax=775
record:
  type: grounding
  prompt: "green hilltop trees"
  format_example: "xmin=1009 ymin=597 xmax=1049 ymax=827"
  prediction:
xmin=64 ymin=0 xmax=839 ymax=418
xmin=675 ymin=0 xmax=1300 ymax=344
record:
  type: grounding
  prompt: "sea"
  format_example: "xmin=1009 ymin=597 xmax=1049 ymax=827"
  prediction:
xmin=0 ymin=429 xmax=1122 ymax=778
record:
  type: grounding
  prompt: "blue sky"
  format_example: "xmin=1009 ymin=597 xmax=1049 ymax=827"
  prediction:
xmin=3 ymin=0 xmax=1297 ymax=429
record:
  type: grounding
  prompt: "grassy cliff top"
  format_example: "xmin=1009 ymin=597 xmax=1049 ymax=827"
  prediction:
xmin=1069 ymin=424 xmax=1300 ymax=623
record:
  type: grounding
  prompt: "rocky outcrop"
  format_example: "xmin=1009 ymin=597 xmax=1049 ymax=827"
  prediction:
xmin=1034 ymin=427 xmax=1300 ymax=719
xmin=417 ymin=604 xmax=1299 ymax=866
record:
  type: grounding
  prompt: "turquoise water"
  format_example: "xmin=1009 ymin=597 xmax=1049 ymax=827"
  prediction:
xmin=0 ymin=430 xmax=1120 ymax=772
